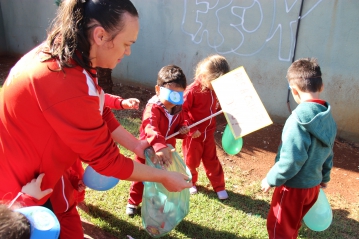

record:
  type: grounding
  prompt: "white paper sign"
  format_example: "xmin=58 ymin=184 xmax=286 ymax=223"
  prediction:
xmin=211 ymin=66 xmax=272 ymax=139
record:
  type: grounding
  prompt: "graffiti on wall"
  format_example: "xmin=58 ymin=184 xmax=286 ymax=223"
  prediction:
xmin=181 ymin=0 xmax=322 ymax=61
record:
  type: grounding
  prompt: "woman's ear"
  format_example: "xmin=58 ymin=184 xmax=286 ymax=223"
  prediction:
xmin=92 ymin=26 xmax=106 ymax=45
xmin=319 ymin=84 xmax=324 ymax=93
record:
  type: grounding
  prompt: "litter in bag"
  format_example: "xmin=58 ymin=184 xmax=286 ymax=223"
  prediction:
xmin=142 ymin=145 xmax=192 ymax=238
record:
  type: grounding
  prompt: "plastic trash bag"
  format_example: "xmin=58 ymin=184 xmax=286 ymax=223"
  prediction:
xmin=142 ymin=145 xmax=192 ymax=238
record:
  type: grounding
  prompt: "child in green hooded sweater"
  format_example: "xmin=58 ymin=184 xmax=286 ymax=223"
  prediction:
xmin=261 ymin=58 xmax=337 ymax=239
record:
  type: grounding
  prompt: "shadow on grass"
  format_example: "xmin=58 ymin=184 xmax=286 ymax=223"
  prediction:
xmin=196 ymin=185 xmax=270 ymax=219
xmin=85 ymin=202 xmax=258 ymax=239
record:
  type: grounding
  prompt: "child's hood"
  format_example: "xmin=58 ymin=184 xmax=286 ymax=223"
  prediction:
xmin=292 ymin=102 xmax=337 ymax=146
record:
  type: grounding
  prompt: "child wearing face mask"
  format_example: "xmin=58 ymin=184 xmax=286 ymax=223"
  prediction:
xmin=126 ymin=65 xmax=190 ymax=217
xmin=182 ymin=54 xmax=230 ymax=200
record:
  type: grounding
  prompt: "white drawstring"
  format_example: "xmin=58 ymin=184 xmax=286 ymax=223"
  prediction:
xmin=8 ymin=192 xmax=23 ymax=208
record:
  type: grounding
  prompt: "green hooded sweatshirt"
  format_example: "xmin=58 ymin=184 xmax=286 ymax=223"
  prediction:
xmin=266 ymin=102 xmax=337 ymax=188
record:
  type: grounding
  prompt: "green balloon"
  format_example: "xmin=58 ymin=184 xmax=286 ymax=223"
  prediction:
xmin=222 ymin=124 xmax=243 ymax=155
xmin=303 ymin=188 xmax=333 ymax=231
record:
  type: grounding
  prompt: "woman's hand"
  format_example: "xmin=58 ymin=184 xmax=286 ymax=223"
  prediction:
xmin=161 ymin=171 xmax=192 ymax=192
xmin=133 ymin=139 xmax=149 ymax=158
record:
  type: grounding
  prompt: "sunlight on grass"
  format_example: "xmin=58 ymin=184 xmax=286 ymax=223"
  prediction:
xmin=79 ymin=114 xmax=359 ymax=239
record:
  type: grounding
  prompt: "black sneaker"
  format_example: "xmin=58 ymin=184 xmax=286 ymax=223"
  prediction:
xmin=126 ymin=204 xmax=138 ymax=217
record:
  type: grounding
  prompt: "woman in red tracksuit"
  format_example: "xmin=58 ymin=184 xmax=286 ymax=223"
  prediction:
xmin=182 ymin=55 xmax=230 ymax=200
xmin=50 ymin=94 xmax=140 ymax=239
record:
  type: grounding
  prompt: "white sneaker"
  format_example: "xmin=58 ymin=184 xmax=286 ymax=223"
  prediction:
xmin=126 ymin=204 xmax=138 ymax=217
xmin=217 ymin=190 xmax=228 ymax=200
xmin=189 ymin=186 xmax=198 ymax=195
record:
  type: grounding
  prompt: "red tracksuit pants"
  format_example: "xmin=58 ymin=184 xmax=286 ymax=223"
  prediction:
xmin=56 ymin=204 xmax=84 ymax=239
xmin=182 ymin=133 xmax=225 ymax=192
xmin=267 ymin=185 xmax=320 ymax=239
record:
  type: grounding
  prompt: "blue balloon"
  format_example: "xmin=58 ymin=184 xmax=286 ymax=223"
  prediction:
xmin=303 ymin=188 xmax=333 ymax=231
xmin=83 ymin=165 xmax=119 ymax=191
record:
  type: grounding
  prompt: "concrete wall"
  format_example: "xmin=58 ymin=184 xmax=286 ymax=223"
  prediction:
xmin=0 ymin=0 xmax=358 ymax=143
xmin=0 ymin=0 xmax=57 ymax=55
xmin=0 ymin=2 xmax=7 ymax=54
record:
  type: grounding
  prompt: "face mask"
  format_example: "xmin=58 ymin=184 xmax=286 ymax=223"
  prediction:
xmin=15 ymin=206 xmax=60 ymax=239
xmin=159 ymin=87 xmax=184 ymax=105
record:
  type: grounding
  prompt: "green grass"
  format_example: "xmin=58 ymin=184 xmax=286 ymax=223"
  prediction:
xmin=80 ymin=115 xmax=359 ymax=239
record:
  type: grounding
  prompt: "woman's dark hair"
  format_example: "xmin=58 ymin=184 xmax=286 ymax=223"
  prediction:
xmin=43 ymin=0 xmax=138 ymax=76
xmin=0 ymin=204 xmax=31 ymax=239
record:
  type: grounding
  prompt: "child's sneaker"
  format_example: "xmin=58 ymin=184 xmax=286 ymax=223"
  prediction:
xmin=217 ymin=190 xmax=228 ymax=200
xmin=189 ymin=186 xmax=198 ymax=195
xmin=126 ymin=204 xmax=138 ymax=217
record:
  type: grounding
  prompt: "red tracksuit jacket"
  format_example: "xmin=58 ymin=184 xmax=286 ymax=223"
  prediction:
xmin=0 ymin=46 xmax=133 ymax=206
xmin=183 ymin=80 xmax=219 ymax=137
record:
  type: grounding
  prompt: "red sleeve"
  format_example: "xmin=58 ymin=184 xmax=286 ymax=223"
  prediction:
xmin=142 ymin=105 xmax=167 ymax=152
xmin=104 ymin=93 xmax=124 ymax=110
xmin=9 ymin=193 xmax=40 ymax=208
xmin=102 ymin=106 xmax=121 ymax=132
xmin=182 ymin=89 xmax=199 ymax=135
xmin=42 ymin=95 xmax=134 ymax=180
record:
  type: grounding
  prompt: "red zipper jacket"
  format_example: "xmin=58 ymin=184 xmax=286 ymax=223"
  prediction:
xmin=182 ymin=80 xmax=220 ymax=139
xmin=139 ymin=95 xmax=188 ymax=152
xmin=0 ymin=47 xmax=134 ymax=206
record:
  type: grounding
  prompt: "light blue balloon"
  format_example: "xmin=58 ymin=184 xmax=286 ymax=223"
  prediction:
xmin=83 ymin=165 xmax=119 ymax=191
xmin=303 ymin=188 xmax=333 ymax=231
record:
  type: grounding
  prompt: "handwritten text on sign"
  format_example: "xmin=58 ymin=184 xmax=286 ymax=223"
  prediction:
xmin=211 ymin=66 xmax=272 ymax=139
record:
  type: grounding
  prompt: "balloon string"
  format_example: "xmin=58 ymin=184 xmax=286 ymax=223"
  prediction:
xmin=165 ymin=110 xmax=223 ymax=140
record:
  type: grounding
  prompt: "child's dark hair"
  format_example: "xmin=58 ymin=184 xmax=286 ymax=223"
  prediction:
xmin=157 ymin=65 xmax=187 ymax=89
xmin=0 ymin=204 xmax=31 ymax=239
xmin=287 ymin=57 xmax=323 ymax=92
xmin=44 ymin=0 xmax=138 ymax=76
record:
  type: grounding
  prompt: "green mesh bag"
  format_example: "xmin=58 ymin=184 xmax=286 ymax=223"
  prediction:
xmin=142 ymin=145 xmax=192 ymax=238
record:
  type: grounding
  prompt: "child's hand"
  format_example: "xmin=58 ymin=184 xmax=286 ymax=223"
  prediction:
xmin=320 ymin=182 xmax=328 ymax=189
xmin=156 ymin=147 xmax=175 ymax=168
xmin=261 ymin=177 xmax=272 ymax=193
xmin=178 ymin=126 xmax=190 ymax=135
xmin=121 ymin=98 xmax=140 ymax=109
xmin=144 ymin=147 xmax=161 ymax=165
xmin=191 ymin=130 xmax=201 ymax=138
xmin=77 ymin=180 xmax=86 ymax=192
xmin=21 ymin=173 xmax=53 ymax=200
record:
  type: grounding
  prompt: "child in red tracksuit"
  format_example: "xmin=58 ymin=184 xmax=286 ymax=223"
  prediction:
xmin=50 ymin=93 xmax=140 ymax=239
xmin=182 ymin=54 xmax=230 ymax=200
xmin=126 ymin=65 xmax=189 ymax=217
